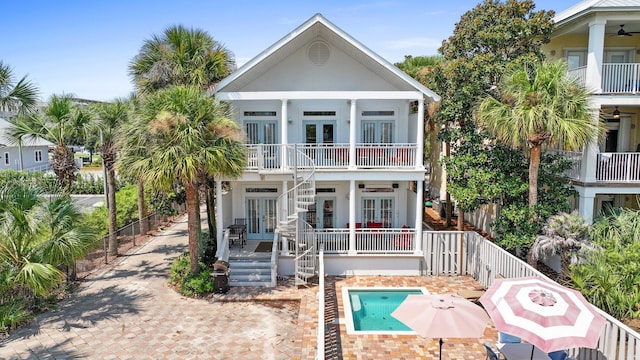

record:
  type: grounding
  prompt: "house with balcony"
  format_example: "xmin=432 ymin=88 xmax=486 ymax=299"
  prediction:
xmin=213 ymin=14 xmax=440 ymax=286
xmin=542 ymin=0 xmax=640 ymax=223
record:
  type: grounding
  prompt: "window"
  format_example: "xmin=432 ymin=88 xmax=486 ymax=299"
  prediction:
xmin=3 ymin=153 xmax=8 ymax=165
xmin=244 ymin=111 xmax=276 ymax=117
xmin=35 ymin=150 xmax=43 ymax=162
xmin=303 ymin=111 xmax=336 ymax=116
xmin=564 ymin=50 xmax=586 ymax=69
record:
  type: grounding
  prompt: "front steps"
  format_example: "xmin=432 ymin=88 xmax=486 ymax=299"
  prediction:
xmin=228 ymin=256 xmax=272 ymax=287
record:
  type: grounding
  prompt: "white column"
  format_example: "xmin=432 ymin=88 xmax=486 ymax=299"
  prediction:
xmin=216 ymin=180 xmax=224 ymax=250
xmin=414 ymin=180 xmax=423 ymax=255
xmin=585 ymin=18 xmax=606 ymax=93
xmin=281 ymin=99 xmax=288 ymax=170
xmin=348 ymin=179 xmax=356 ymax=255
xmin=349 ymin=99 xmax=357 ymax=169
xmin=580 ymin=109 xmax=600 ymax=182
xmin=619 ymin=116 xmax=631 ymax=151
xmin=577 ymin=188 xmax=596 ymax=224
xmin=416 ymin=99 xmax=425 ymax=169
xmin=281 ymin=180 xmax=290 ymax=255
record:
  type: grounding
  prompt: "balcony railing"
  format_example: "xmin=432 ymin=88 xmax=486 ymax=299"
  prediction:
xmin=245 ymin=143 xmax=417 ymax=171
xmin=596 ymin=152 xmax=640 ymax=182
xmin=570 ymin=63 xmax=640 ymax=94
xmin=314 ymin=227 xmax=416 ymax=254
xmin=547 ymin=149 xmax=582 ymax=180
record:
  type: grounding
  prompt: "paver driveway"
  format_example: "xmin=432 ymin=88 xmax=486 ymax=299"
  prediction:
xmin=0 ymin=214 xmax=300 ymax=360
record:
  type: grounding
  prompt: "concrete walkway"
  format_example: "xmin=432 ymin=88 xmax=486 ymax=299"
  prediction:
xmin=0 ymin=213 xmax=303 ymax=360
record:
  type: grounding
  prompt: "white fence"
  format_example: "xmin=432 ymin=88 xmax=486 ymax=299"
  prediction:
xmin=422 ymin=231 xmax=640 ymax=360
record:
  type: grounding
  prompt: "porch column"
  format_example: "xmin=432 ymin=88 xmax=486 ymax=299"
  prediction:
xmin=580 ymin=109 xmax=600 ymax=182
xmin=620 ymin=116 xmax=631 ymax=151
xmin=281 ymin=180 xmax=290 ymax=255
xmin=577 ymin=187 xmax=596 ymax=224
xmin=281 ymin=99 xmax=289 ymax=170
xmin=216 ymin=180 xmax=224 ymax=252
xmin=416 ymin=99 xmax=425 ymax=169
xmin=586 ymin=18 xmax=605 ymax=93
xmin=414 ymin=180 xmax=424 ymax=255
xmin=348 ymin=179 xmax=356 ymax=255
xmin=349 ymin=99 xmax=357 ymax=169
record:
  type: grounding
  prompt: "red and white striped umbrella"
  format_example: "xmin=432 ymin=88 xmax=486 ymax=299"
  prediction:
xmin=479 ymin=276 xmax=606 ymax=353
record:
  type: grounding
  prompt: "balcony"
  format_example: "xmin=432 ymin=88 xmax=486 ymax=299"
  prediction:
xmin=551 ymin=150 xmax=640 ymax=183
xmin=569 ymin=63 xmax=640 ymax=94
xmin=315 ymin=227 xmax=416 ymax=254
xmin=245 ymin=143 xmax=418 ymax=171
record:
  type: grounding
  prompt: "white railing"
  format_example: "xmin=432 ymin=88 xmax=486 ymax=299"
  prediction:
xmin=547 ymin=149 xmax=582 ymax=180
xmin=22 ymin=162 xmax=52 ymax=173
xmin=426 ymin=231 xmax=640 ymax=360
xmin=312 ymin=228 xmax=415 ymax=254
xmin=568 ymin=65 xmax=587 ymax=85
xmin=602 ymin=63 xmax=640 ymax=94
xmin=596 ymin=152 xmax=640 ymax=182
xmin=245 ymin=143 xmax=417 ymax=170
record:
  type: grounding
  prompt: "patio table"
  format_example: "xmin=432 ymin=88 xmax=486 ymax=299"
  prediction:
xmin=497 ymin=343 xmax=551 ymax=360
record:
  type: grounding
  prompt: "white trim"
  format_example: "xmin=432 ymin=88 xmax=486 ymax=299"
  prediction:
xmin=217 ymin=91 xmax=423 ymax=101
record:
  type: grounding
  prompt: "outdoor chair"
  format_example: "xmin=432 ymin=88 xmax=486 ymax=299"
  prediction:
xmin=548 ymin=350 xmax=568 ymax=360
xmin=498 ymin=332 xmax=521 ymax=344
xmin=228 ymin=224 xmax=246 ymax=248
xmin=484 ymin=343 xmax=499 ymax=360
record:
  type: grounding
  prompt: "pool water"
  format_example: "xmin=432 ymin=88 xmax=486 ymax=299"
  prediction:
xmin=348 ymin=289 xmax=424 ymax=331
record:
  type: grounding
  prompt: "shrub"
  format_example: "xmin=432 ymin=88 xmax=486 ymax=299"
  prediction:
xmin=115 ymin=184 xmax=141 ymax=227
xmin=168 ymin=253 xmax=214 ymax=296
xmin=0 ymin=300 xmax=32 ymax=335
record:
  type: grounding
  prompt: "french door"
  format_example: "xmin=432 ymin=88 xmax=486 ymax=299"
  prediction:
xmin=362 ymin=197 xmax=394 ymax=227
xmin=245 ymin=121 xmax=278 ymax=168
xmin=304 ymin=121 xmax=335 ymax=165
xmin=305 ymin=197 xmax=335 ymax=229
xmin=246 ymin=197 xmax=278 ymax=240
xmin=361 ymin=120 xmax=394 ymax=144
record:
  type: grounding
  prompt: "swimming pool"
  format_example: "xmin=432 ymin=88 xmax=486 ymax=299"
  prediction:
xmin=341 ymin=287 xmax=429 ymax=334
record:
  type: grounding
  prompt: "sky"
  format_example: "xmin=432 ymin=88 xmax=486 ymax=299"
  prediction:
xmin=3 ymin=0 xmax=579 ymax=102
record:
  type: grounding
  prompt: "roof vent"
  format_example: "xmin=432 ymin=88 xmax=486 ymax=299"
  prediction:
xmin=308 ymin=41 xmax=330 ymax=65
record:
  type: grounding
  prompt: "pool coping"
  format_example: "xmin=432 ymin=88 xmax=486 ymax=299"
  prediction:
xmin=340 ymin=286 xmax=430 ymax=335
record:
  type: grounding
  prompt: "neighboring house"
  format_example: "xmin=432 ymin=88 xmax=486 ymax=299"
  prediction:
xmin=0 ymin=117 xmax=53 ymax=172
xmin=543 ymin=0 xmax=640 ymax=223
xmin=214 ymin=13 xmax=440 ymax=284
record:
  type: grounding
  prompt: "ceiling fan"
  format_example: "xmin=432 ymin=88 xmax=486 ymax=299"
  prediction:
xmin=616 ymin=24 xmax=640 ymax=37
xmin=601 ymin=106 xmax=634 ymax=120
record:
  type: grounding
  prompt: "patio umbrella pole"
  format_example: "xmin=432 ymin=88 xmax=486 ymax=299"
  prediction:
xmin=439 ymin=338 xmax=443 ymax=360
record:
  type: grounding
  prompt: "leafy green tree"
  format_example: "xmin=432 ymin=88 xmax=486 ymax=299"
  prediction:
xmin=476 ymin=60 xmax=603 ymax=207
xmin=92 ymin=98 xmax=130 ymax=255
xmin=0 ymin=61 xmax=38 ymax=115
xmin=128 ymin=25 xmax=235 ymax=95
xmin=434 ymin=0 xmax=554 ymax=228
xmin=8 ymin=94 xmax=92 ymax=192
xmin=120 ymin=86 xmax=245 ymax=274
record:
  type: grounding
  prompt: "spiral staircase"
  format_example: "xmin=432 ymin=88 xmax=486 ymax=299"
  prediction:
xmin=276 ymin=145 xmax=317 ymax=286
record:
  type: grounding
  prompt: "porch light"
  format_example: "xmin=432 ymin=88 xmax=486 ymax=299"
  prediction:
xmin=613 ymin=107 xmax=621 ymax=120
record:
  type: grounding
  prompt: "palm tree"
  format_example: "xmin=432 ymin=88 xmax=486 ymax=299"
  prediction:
xmin=528 ymin=211 xmax=593 ymax=281
xmin=0 ymin=61 xmax=39 ymax=115
xmin=128 ymin=25 xmax=235 ymax=95
xmin=92 ymin=98 xmax=130 ymax=256
xmin=9 ymin=94 xmax=92 ymax=192
xmin=121 ymin=86 xmax=245 ymax=274
xmin=476 ymin=60 xmax=603 ymax=207
xmin=0 ymin=183 xmax=96 ymax=299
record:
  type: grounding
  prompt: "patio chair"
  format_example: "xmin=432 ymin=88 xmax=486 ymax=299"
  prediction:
xmin=498 ymin=332 xmax=521 ymax=344
xmin=228 ymin=224 xmax=246 ymax=248
xmin=234 ymin=218 xmax=246 ymax=226
xmin=548 ymin=350 xmax=568 ymax=360
xmin=483 ymin=343 xmax=499 ymax=360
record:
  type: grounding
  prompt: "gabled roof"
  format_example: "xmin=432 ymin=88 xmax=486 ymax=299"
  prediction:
xmin=0 ymin=118 xmax=53 ymax=147
xmin=215 ymin=13 xmax=440 ymax=102
xmin=554 ymin=0 xmax=640 ymax=25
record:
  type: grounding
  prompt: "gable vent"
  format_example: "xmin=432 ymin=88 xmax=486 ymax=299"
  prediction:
xmin=308 ymin=41 xmax=330 ymax=65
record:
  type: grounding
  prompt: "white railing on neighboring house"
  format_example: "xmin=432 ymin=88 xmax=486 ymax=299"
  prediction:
xmin=596 ymin=152 xmax=640 ymax=182
xmin=568 ymin=65 xmax=587 ymax=85
xmin=22 ymin=163 xmax=52 ymax=173
xmin=245 ymin=143 xmax=417 ymax=171
xmin=602 ymin=63 xmax=640 ymax=94
xmin=423 ymin=231 xmax=640 ymax=360
xmin=547 ymin=149 xmax=582 ymax=181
